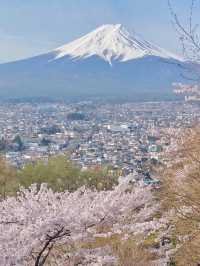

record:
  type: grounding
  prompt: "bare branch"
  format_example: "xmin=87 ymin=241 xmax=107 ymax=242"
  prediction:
xmin=168 ymin=0 xmax=200 ymax=60
xmin=35 ymin=227 xmax=71 ymax=266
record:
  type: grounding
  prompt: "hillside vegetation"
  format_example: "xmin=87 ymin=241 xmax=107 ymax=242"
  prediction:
xmin=0 ymin=155 xmax=119 ymax=198
xmin=1 ymin=130 xmax=200 ymax=265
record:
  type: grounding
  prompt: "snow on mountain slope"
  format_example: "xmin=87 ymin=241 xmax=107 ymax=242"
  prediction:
xmin=53 ymin=24 xmax=181 ymax=64
xmin=0 ymin=23 xmax=186 ymax=100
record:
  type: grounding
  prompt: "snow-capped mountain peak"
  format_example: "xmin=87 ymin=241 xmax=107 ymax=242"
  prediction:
xmin=53 ymin=24 xmax=181 ymax=64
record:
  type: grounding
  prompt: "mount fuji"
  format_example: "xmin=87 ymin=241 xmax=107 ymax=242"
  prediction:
xmin=0 ymin=24 xmax=187 ymax=100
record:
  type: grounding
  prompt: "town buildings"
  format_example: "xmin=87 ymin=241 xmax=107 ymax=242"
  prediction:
xmin=0 ymin=100 xmax=199 ymax=175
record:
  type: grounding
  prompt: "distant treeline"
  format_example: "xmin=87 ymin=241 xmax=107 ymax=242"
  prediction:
xmin=0 ymin=155 xmax=120 ymax=198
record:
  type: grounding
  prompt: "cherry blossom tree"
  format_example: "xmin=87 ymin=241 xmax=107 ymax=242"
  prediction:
xmin=160 ymin=127 xmax=200 ymax=264
xmin=169 ymin=0 xmax=200 ymax=99
xmin=168 ymin=0 xmax=200 ymax=63
xmin=0 ymin=180 xmax=165 ymax=265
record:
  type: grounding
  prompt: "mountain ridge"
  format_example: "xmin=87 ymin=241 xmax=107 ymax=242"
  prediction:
xmin=51 ymin=24 xmax=182 ymax=64
xmin=0 ymin=24 xmax=187 ymax=100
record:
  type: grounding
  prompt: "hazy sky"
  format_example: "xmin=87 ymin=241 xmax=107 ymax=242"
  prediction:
xmin=0 ymin=0 xmax=198 ymax=63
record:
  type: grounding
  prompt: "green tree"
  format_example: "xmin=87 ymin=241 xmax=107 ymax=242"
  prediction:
xmin=0 ymin=137 xmax=6 ymax=152
xmin=13 ymin=135 xmax=24 ymax=151
xmin=40 ymin=137 xmax=51 ymax=146
xmin=18 ymin=155 xmax=119 ymax=192
xmin=0 ymin=157 xmax=17 ymax=199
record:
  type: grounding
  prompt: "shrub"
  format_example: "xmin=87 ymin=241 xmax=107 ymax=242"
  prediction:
xmin=18 ymin=155 xmax=119 ymax=192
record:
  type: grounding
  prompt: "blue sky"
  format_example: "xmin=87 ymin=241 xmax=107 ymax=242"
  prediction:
xmin=0 ymin=0 xmax=198 ymax=62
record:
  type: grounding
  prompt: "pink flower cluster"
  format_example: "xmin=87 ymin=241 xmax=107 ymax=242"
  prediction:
xmin=0 ymin=181 xmax=163 ymax=265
